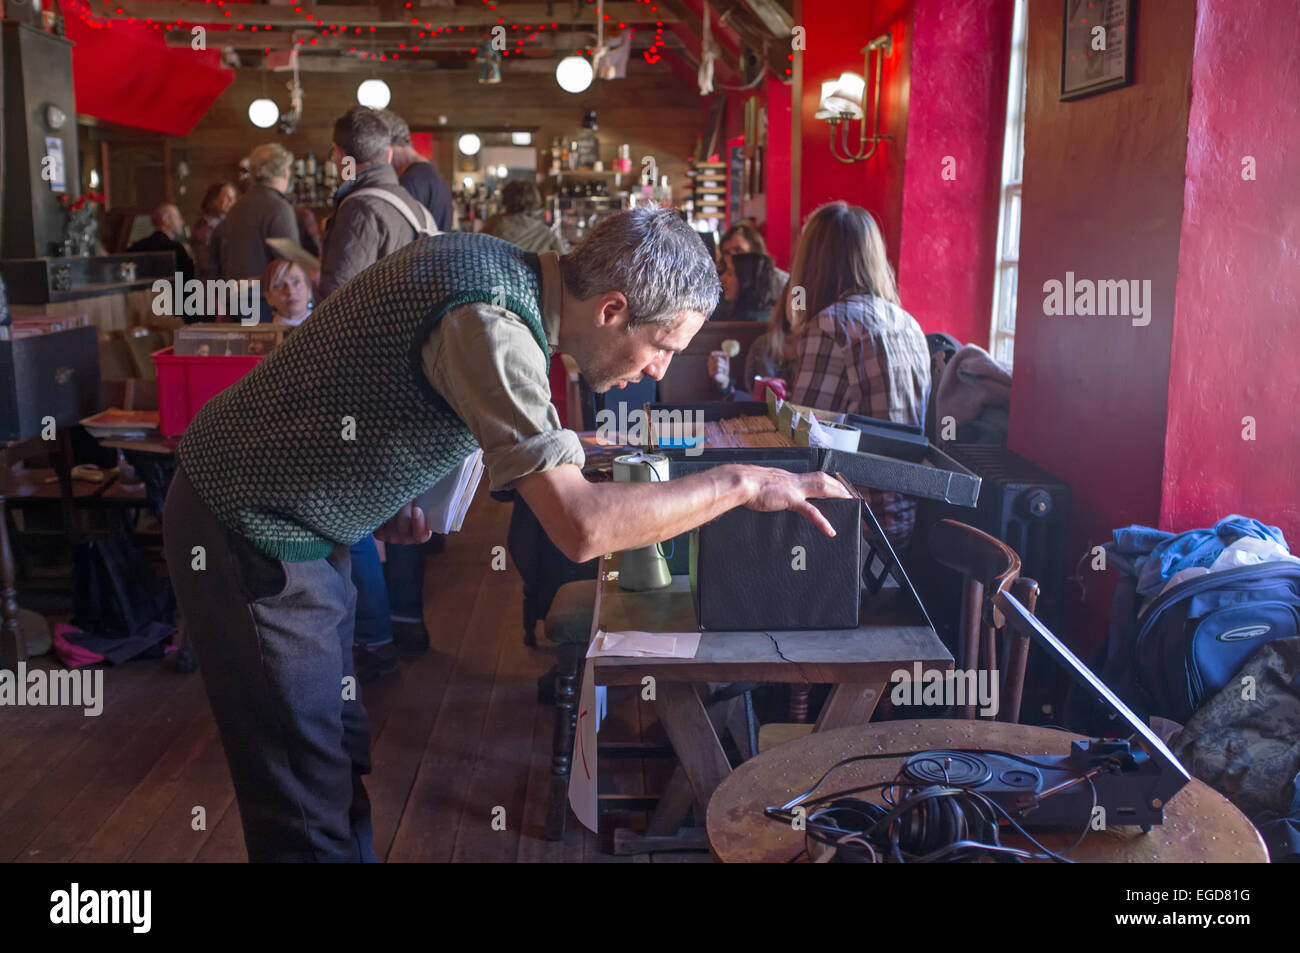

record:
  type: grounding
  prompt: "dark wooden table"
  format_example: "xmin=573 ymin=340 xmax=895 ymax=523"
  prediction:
xmin=705 ymin=720 xmax=1269 ymax=863
xmin=590 ymin=555 xmax=952 ymax=853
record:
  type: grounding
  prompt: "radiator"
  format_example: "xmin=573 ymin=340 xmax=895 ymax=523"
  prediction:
xmin=942 ymin=444 xmax=1071 ymax=623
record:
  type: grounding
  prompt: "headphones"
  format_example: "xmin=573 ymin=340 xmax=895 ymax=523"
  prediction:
xmin=804 ymin=786 xmax=1005 ymax=862
xmin=765 ymin=751 xmax=1084 ymax=863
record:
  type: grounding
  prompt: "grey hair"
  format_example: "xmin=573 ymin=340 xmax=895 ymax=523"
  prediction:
xmin=333 ymin=106 xmax=392 ymax=166
xmin=248 ymin=143 xmax=294 ymax=184
xmin=560 ymin=206 xmax=720 ymax=329
xmin=377 ymin=109 xmax=412 ymax=146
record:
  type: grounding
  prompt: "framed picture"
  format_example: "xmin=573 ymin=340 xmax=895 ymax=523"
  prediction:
xmin=1061 ymin=0 xmax=1136 ymax=101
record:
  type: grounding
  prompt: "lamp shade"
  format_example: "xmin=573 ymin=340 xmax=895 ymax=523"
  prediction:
xmin=457 ymin=133 xmax=482 ymax=156
xmin=555 ymin=55 xmax=594 ymax=94
xmin=817 ymin=71 xmax=866 ymax=119
xmin=356 ymin=78 xmax=391 ymax=109
xmin=248 ymin=98 xmax=280 ymax=129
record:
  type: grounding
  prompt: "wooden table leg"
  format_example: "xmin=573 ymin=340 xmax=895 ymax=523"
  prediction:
xmin=0 ymin=492 xmax=25 ymax=671
xmin=644 ymin=764 xmax=697 ymax=837
xmin=612 ymin=683 xmax=731 ymax=855
xmin=789 ymin=684 xmax=810 ymax=722
xmin=815 ymin=682 xmax=885 ymax=732
xmin=656 ymin=683 xmax=731 ymax=805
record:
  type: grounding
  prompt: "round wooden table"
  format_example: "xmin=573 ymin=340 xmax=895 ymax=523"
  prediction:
xmin=706 ymin=720 xmax=1269 ymax=863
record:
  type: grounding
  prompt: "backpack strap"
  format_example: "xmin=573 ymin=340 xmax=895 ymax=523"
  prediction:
xmin=343 ymin=187 xmax=439 ymax=237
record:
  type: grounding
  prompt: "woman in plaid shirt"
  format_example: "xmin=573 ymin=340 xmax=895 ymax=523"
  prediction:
xmin=788 ymin=202 xmax=931 ymax=551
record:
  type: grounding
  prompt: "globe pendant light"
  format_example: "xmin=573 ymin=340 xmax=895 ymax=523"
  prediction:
xmin=357 ymin=78 xmax=392 ymax=109
xmin=555 ymin=56 xmax=594 ymax=94
xmin=248 ymin=98 xmax=280 ymax=129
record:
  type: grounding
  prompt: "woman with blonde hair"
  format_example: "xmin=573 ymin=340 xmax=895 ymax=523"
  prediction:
xmin=260 ymin=258 xmax=314 ymax=327
xmin=788 ymin=201 xmax=930 ymax=550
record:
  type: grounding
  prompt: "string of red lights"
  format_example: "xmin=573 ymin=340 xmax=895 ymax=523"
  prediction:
xmin=64 ymin=0 xmax=668 ymax=64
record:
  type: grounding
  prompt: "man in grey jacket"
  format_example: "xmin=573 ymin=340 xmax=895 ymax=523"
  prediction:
xmin=319 ymin=106 xmax=433 ymax=300
xmin=319 ymin=105 xmax=438 ymax=682
xmin=212 ymin=143 xmax=300 ymax=284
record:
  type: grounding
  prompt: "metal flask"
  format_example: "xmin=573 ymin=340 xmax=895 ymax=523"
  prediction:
xmin=611 ymin=453 xmax=672 ymax=592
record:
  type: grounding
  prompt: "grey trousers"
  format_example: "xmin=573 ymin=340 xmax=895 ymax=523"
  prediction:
xmin=163 ymin=465 xmax=378 ymax=862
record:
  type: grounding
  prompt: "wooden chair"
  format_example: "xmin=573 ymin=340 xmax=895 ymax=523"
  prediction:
xmin=927 ymin=519 xmax=1040 ymax=723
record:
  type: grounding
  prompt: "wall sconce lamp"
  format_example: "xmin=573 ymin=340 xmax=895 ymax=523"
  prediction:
xmin=817 ymin=33 xmax=893 ymax=164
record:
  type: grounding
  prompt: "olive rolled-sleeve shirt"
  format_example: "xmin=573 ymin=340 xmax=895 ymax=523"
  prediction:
xmin=420 ymin=250 xmax=585 ymax=493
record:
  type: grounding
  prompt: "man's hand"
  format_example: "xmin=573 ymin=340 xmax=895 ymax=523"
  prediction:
xmin=374 ymin=501 xmax=432 ymax=544
xmin=735 ymin=467 xmax=854 ymax=538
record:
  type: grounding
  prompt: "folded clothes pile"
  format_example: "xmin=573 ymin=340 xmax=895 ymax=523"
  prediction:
xmin=1108 ymin=514 xmax=1293 ymax=614
xmin=52 ymin=621 xmax=176 ymax=668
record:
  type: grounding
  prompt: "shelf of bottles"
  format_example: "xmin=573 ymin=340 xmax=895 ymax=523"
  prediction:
xmin=292 ymin=154 xmax=339 ymax=208
xmin=686 ymin=160 xmax=727 ymax=234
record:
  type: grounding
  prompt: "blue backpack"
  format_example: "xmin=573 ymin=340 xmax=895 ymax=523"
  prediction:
xmin=1129 ymin=563 xmax=1300 ymax=723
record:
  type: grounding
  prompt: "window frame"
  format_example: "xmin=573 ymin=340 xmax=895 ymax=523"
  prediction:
xmin=990 ymin=0 xmax=1029 ymax=367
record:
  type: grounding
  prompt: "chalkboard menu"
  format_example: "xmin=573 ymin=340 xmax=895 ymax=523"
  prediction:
xmin=728 ymin=144 xmax=744 ymax=225
xmin=576 ymin=132 xmax=600 ymax=169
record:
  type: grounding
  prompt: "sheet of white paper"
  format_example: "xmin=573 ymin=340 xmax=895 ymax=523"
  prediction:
xmin=807 ymin=415 xmax=834 ymax=448
xmin=587 ymin=629 xmax=702 ymax=659
xmin=569 ymin=657 xmax=600 ymax=833
xmin=567 ymin=571 xmax=606 ymax=834
xmin=414 ymin=449 xmax=484 ymax=534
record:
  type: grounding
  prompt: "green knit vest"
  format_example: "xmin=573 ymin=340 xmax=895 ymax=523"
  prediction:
xmin=177 ymin=233 xmax=549 ymax=561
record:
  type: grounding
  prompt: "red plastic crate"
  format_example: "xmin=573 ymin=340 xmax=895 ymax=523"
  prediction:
xmin=151 ymin=346 xmax=263 ymax=436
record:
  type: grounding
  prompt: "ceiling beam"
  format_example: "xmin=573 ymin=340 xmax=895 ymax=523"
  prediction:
xmin=103 ymin=2 xmax=679 ymax=28
xmin=739 ymin=0 xmax=792 ymax=38
xmin=167 ymin=29 xmax=605 ymax=52
xmin=657 ymin=0 xmax=739 ymax=81
xmin=707 ymin=0 xmax=791 ymax=81
xmin=291 ymin=53 xmax=676 ymax=73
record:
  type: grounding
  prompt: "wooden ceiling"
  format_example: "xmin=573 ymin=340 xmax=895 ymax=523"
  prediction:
xmin=91 ymin=0 xmax=794 ymax=81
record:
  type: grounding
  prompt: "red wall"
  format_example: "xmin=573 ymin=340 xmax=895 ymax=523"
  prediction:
xmin=795 ymin=0 xmax=914 ymax=267
xmin=792 ymin=0 xmax=1008 ymax=341
xmin=1008 ymin=0 xmax=1198 ymax=655
xmin=1160 ymin=0 xmax=1300 ymax=545
xmin=897 ymin=0 xmax=1012 ymax=348
xmin=765 ymin=77 xmax=794 ymax=271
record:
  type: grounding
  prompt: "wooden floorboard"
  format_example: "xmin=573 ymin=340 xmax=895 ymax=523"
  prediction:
xmin=192 ymin=797 xmax=247 ymax=863
xmin=74 ymin=708 xmax=221 ymax=862
xmin=0 ymin=658 xmax=172 ymax=861
xmin=366 ymin=558 xmax=476 ymax=860
xmin=16 ymin=662 xmax=201 ymax=862
xmin=2 ymin=485 xmax=705 ymax=863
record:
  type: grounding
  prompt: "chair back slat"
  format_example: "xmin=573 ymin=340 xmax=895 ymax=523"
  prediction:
xmin=928 ymin=519 xmax=1034 ymax=723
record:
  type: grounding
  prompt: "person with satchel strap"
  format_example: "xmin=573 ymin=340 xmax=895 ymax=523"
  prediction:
xmin=318 ymin=106 xmax=439 ymax=301
xmin=318 ymin=106 xmax=444 ymax=682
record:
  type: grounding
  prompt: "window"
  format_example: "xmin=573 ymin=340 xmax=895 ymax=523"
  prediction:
xmin=990 ymin=0 xmax=1028 ymax=366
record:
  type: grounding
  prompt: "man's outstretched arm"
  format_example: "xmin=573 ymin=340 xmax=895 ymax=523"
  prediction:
xmin=514 ymin=463 xmax=852 ymax=564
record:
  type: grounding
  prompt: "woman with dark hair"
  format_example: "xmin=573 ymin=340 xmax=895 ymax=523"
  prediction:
xmin=788 ymin=201 xmax=930 ymax=551
xmin=708 ymin=279 xmax=799 ymax=399
xmin=191 ymin=182 xmax=237 ymax=281
xmin=483 ymin=180 xmax=566 ymax=254
xmin=717 ymin=251 xmax=783 ymax=321
xmin=718 ymin=220 xmax=790 ymax=286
